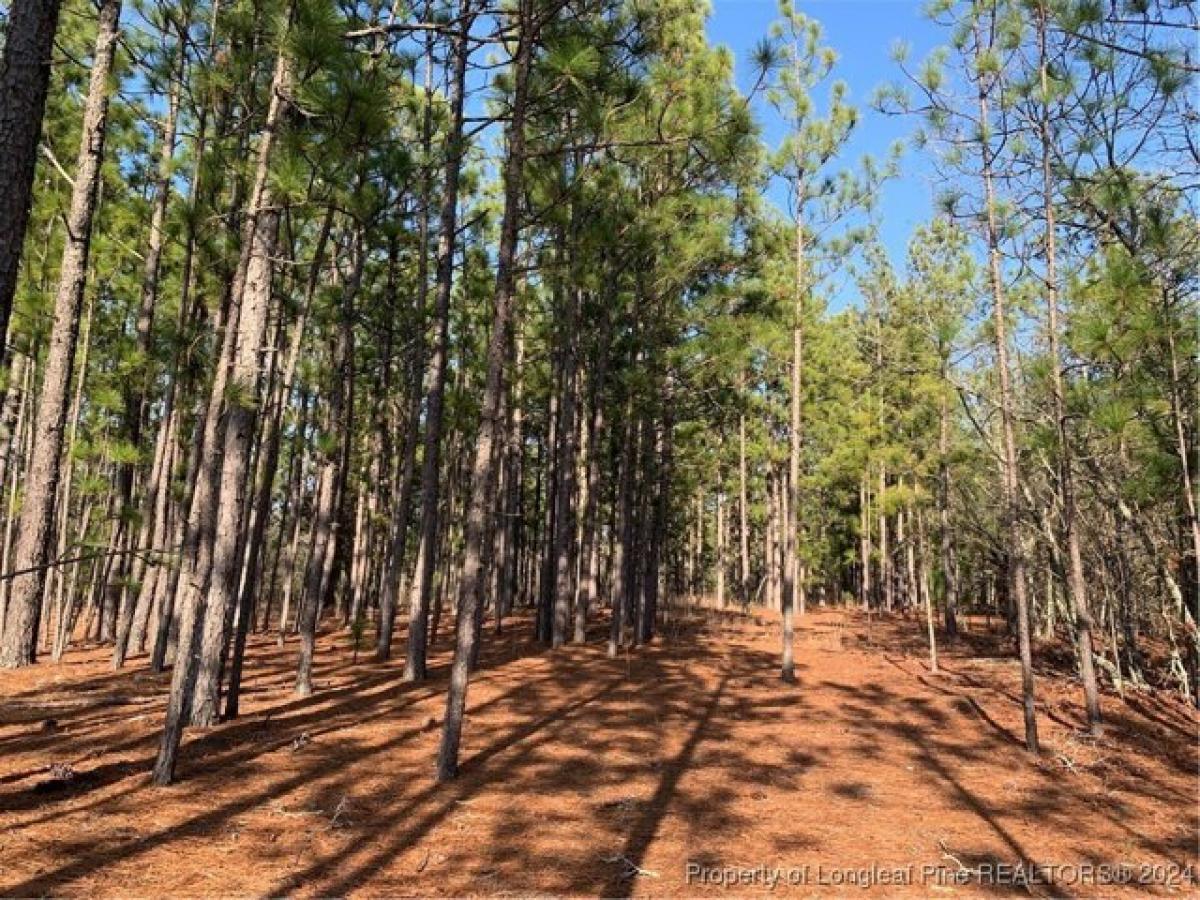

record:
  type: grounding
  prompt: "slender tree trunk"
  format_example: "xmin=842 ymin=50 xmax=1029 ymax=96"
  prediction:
xmin=0 ymin=0 xmax=121 ymax=667
xmin=404 ymin=2 xmax=473 ymax=682
xmin=374 ymin=276 xmax=425 ymax=657
xmin=715 ymin=488 xmax=726 ymax=610
xmin=125 ymin=385 xmax=180 ymax=657
xmin=183 ymin=42 xmax=294 ymax=729
xmin=501 ymin=323 xmax=525 ymax=626
xmin=153 ymin=45 xmax=292 ymax=784
xmin=52 ymin=504 xmax=90 ymax=660
xmin=607 ymin=407 xmax=635 ymax=657
xmin=938 ymin=391 xmax=959 ymax=638
xmin=977 ymin=50 xmax=1039 ymax=754
xmin=1035 ymin=1 xmax=1100 ymax=733
xmin=347 ymin=469 xmax=370 ymax=628
xmin=139 ymin=8 xmax=217 ymax=669
xmin=573 ymin=317 xmax=608 ymax=642
xmin=46 ymin=295 xmax=91 ymax=651
xmin=879 ymin=466 xmax=891 ymax=612
xmin=859 ymin=473 xmax=871 ymax=610
xmin=765 ymin=474 xmax=778 ymax=610
xmin=630 ymin=406 xmax=655 ymax=641
xmin=276 ymin=410 xmax=310 ymax=644
xmin=536 ymin=358 xmax=560 ymax=644
xmin=1163 ymin=323 xmax=1200 ymax=705
xmin=436 ymin=0 xmax=532 ymax=781
xmin=111 ymin=45 xmax=183 ymax=668
xmin=0 ymin=356 xmax=33 ymax=621
xmin=781 ymin=186 xmax=804 ymax=683
xmin=0 ymin=352 xmax=30 ymax=508
xmin=642 ymin=400 xmax=671 ymax=643
xmin=188 ymin=198 xmax=283 ymax=725
xmin=550 ymin=284 xmax=581 ymax=648
xmin=223 ymin=320 xmax=287 ymax=717
xmin=902 ymin=499 xmax=915 ymax=610
xmin=738 ymin=383 xmax=751 ymax=605
xmin=296 ymin=234 xmax=360 ymax=696
xmin=919 ymin=510 xmax=938 ymax=673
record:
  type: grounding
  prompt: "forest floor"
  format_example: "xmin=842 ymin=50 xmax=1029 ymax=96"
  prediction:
xmin=0 ymin=606 xmax=1196 ymax=898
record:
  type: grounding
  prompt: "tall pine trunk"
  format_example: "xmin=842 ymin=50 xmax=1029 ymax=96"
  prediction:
xmin=781 ymin=186 xmax=804 ymax=683
xmin=153 ymin=45 xmax=292 ymax=784
xmin=977 ymin=43 xmax=1039 ymax=753
xmin=550 ymin=284 xmax=580 ymax=648
xmin=435 ymin=0 xmax=532 ymax=781
xmin=0 ymin=0 xmax=121 ymax=667
xmin=938 ymin=391 xmax=958 ymax=638
xmin=113 ymin=54 xmax=182 ymax=668
xmin=296 ymin=230 xmax=361 ymax=696
xmin=1035 ymin=1 xmax=1101 ymax=733
xmin=738 ymin=378 xmax=751 ymax=606
xmin=404 ymin=2 xmax=472 ymax=681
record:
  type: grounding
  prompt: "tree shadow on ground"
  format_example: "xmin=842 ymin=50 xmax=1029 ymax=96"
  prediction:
xmin=0 ymin=604 xmax=1194 ymax=897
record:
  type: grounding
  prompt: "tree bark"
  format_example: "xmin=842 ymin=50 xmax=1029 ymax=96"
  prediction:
xmin=859 ymin=473 xmax=871 ymax=610
xmin=919 ymin=510 xmax=938 ymax=673
xmin=977 ymin=45 xmax=1039 ymax=753
xmin=0 ymin=0 xmax=121 ymax=667
xmin=738 ymin=380 xmax=751 ymax=605
xmin=296 ymin=230 xmax=361 ymax=697
xmin=938 ymin=391 xmax=959 ymax=638
xmin=403 ymin=1 xmax=473 ymax=682
xmin=0 ymin=0 xmax=65 ymax=358
xmin=781 ymin=185 xmax=804 ymax=683
xmin=436 ymin=0 xmax=531 ymax=781
xmin=153 ymin=45 xmax=292 ymax=784
xmin=112 ymin=59 xmax=182 ymax=668
xmin=1035 ymin=0 xmax=1101 ymax=733
xmin=573 ymin=314 xmax=608 ymax=642
xmin=715 ymin=487 xmax=726 ymax=610
xmin=550 ymin=284 xmax=581 ymax=648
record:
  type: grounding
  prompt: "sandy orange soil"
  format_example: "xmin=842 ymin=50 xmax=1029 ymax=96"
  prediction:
xmin=1 ymin=607 xmax=1196 ymax=897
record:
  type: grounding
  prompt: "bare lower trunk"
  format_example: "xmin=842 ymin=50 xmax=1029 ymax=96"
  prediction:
xmin=404 ymin=4 xmax=472 ymax=682
xmin=153 ymin=47 xmax=292 ymax=785
xmin=608 ymin=403 xmax=634 ymax=657
xmin=919 ymin=511 xmax=938 ymax=673
xmin=550 ymin=284 xmax=580 ymax=648
xmin=781 ymin=196 xmax=804 ymax=683
xmin=1 ymin=356 xmax=33 ymax=621
xmin=939 ymin=392 xmax=958 ymax=639
xmin=642 ymin=398 xmax=671 ymax=643
xmin=738 ymin=384 xmax=751 ymax=604
xmin=436 ymin=0 xmax=531 ymax=781
xmin=573 ymin=324 xmax=605 ymax=642
xmin=296 ymin=232 xmax=360 ymax=696
xmin=111 ymin=54 xmax=182 ymax=669
xmin=879 ymin=466 xmax=890 ymax=612
xmin=0 ymin=353 xmax=30 ymax=510
xmin=978 ymin=52 xmax=1038 ymax=754
xmin=715 ymin=489 xmax=726 ymax=610
xmin=0 ymin=0 xmax=121 ymax=667
xmin=46 ymin=297 xmax=91 ymax=654
xmin=859 ymin=474 xmax=870 ymax=610
xmin=1035 ymin=1 xmax=1100 ymax=733
xmin=500 ymin=330 xmax=525 ymax=627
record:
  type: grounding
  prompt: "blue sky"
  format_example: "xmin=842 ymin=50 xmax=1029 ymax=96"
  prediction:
xmin=706 ymin=0 xmax=947 ymax=296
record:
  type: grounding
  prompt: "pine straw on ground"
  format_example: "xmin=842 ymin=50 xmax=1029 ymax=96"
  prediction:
xmin=0 ymin=607 xmax=1196 ymax=898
